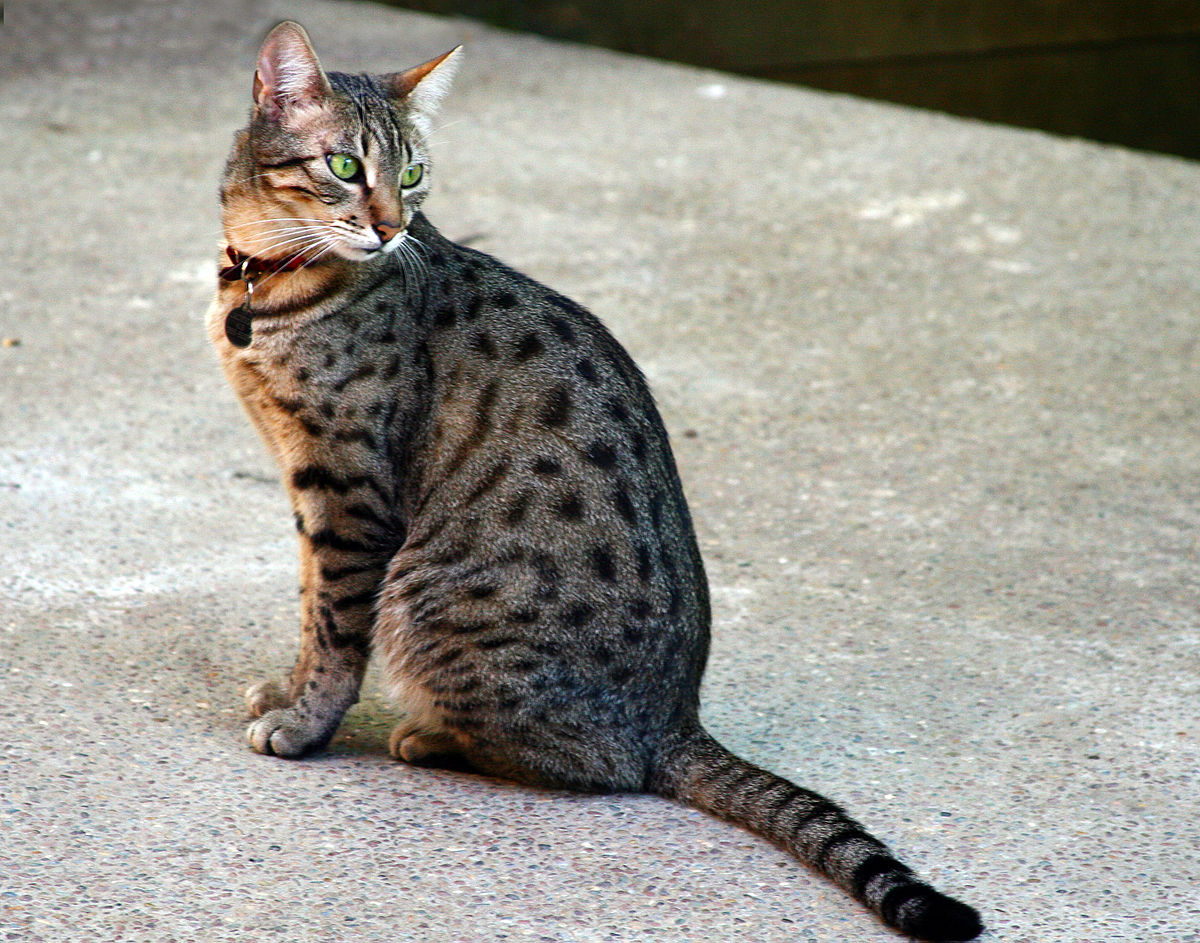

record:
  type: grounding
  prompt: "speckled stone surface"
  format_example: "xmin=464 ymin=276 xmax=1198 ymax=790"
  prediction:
xmin=2 ymin=2 xmax=1198 ymax=941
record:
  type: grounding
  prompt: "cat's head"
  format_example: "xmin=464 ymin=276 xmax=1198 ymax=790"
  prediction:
xmin=221 ymin=22 xmax=460 ymax=265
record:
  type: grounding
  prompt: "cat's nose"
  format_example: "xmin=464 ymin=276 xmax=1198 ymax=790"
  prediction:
xmin=373 ymin=221 xmax=404 ymax=243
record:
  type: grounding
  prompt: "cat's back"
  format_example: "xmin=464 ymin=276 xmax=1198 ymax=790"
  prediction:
xmin=374 ymin=224 xmax=712 ymax=764
xmin=415 ymin=225 xmax=705 ymax=576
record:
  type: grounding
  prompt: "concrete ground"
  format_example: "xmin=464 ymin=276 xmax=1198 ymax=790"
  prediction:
xmin=2 ymin=1 xmax=1198 ymax=941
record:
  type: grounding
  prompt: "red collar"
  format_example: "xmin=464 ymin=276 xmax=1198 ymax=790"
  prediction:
xmin=218 ymin=245 xmax=311 ymax=283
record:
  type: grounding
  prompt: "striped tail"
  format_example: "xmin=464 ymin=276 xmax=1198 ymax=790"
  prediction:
xmin=651 ymin=729 xmax=983 ymax=942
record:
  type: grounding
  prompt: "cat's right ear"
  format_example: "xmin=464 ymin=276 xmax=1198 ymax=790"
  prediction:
xmin=386 ymin=46 xmax=463 ymax=119
xmin=253 ymin=21 xmax=331 ymax=120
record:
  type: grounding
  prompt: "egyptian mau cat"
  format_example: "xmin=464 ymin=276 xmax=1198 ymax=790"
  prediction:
xmin=206 ymin=22 xmax=983 ymax=941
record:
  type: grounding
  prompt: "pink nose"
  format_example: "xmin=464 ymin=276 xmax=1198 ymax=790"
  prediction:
xmin=374 ymin=221 xmax=404 ymax=242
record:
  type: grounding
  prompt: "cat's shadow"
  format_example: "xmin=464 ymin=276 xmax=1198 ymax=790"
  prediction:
xmin=324 ymin=693 xmax=401 ymax=756
xmin=317 ymin=704 xmax=570 ymax=802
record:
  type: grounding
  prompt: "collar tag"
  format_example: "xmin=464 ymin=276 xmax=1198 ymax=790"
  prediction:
xmin=224 ymin=275 xmax=254 ymax=347
xmin=225 ymin=305 xmax=253 ymax=348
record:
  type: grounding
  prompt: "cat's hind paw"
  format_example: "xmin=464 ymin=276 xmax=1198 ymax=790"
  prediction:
xmin=387 ymin=719 xmax=418 ymax=761
xmin=389 ymin=723 xmax=466 ymax=767
xmin=245 ymin=678 xmax=291 ymax=717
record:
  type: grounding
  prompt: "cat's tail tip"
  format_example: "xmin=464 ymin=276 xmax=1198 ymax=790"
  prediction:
xmin=885 ymin=886 xmax=984 ymax=941
xmin=649 ymin=727 xmax=984 ymax=942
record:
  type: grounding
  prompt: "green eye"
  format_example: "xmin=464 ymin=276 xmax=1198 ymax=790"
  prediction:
xmin=400 ymin=163 xmax=424 ymax=188
xmin=327 ymin=153 xmax=361 ymax=181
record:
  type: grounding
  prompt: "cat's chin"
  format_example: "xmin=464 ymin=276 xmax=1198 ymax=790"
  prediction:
xmin=338 ymin=237 xmax=405 ymax=263
xmin=337 ymin=245 xmax=386 ymax=263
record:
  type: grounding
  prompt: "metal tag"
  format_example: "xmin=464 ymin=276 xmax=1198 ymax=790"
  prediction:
xmin=225 ymin=306 xmax=253 ymax=348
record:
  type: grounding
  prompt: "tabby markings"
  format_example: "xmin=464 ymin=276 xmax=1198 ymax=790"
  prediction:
xmin=513 ymin=332 xmax=544 ymax=361
xmin=541 ymin=385 xmax=571 ymax=427
xmin=585 ymin=441 xmax=618 ymax=468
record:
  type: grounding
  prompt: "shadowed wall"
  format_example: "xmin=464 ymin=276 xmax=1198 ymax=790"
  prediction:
xmin=373 ymin=0 xmax=1200 ymax=160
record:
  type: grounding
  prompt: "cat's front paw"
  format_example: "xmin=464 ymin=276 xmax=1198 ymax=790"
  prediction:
xmin=245 ymin=678 xmax=291 ymax=717
xmin=246 ymin=708 xmax=330 ymax=758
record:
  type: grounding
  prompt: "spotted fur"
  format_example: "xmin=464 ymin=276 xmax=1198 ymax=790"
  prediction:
xmin=205 ymin=22 xmax=983 ymax=942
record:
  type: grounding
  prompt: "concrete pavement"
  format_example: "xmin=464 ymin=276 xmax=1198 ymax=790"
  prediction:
xmin=2 ymin=1 xmax=1198 ymax=940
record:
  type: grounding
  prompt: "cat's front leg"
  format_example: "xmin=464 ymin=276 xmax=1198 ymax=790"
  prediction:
xmin=245 ymin=529 xmax=385 ymax=757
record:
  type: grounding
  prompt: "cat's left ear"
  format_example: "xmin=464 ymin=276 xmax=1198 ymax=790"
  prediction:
xmin=386 ymin=46 xmax=463 ymax=118
xmin=254 ymin=21 xmax=332 ymax=120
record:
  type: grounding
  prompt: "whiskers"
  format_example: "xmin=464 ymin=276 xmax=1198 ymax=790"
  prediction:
xmin=425 ymin=118 xmax=465 ymax=147
xmin=227 ymin=217 xmax=343 ymax=295
xmin=228 ymin=171 xmax=275 ymax=188
xmin=226 ymin=217 xmax=326 ymax=243
xmin=222 ymin=214 xmax=433 ymax=311
xmin=258 ymin=235 xmax=341 ymax=293
xmin=394 ymin=232 xmax=431 ymax=307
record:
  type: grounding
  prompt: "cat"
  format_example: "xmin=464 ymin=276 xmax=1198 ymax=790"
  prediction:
xmin=206 ymin=21 xmax=983 ymax=942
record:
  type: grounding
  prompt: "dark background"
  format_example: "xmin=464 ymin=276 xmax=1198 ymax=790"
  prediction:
xmin=371 ymin=0 xmax=1200 ymax=161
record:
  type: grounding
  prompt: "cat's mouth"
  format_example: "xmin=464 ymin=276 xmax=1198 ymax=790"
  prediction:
xmin=378 ymin=228 xmax=409 ymax=254
xmin=341 ymin=227 xmax=407 ymax=261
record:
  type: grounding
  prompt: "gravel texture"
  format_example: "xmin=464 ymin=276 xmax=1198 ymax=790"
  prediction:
xmin=2 ymin=1 xmax=1198 ymax=941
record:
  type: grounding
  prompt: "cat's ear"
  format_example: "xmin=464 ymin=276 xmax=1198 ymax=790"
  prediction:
xmin=253 ymin=21 xmax=332 ymax=120
xmin=386 ymin=46 xmax=462 ymax=118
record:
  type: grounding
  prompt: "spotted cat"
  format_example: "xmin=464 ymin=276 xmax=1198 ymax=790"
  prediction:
xmin=206 ymin=22 xmax=983 ymax=941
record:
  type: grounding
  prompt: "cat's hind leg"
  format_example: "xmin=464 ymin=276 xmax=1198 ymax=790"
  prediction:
xmin=388 ymin=723 xmax=470 ymax=768
xmin=382 ymin=665 xmax=477 ymax=769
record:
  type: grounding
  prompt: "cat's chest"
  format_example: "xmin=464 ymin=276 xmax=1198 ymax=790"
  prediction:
xmin=226 ymin=309 xmax=418 ymax=470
